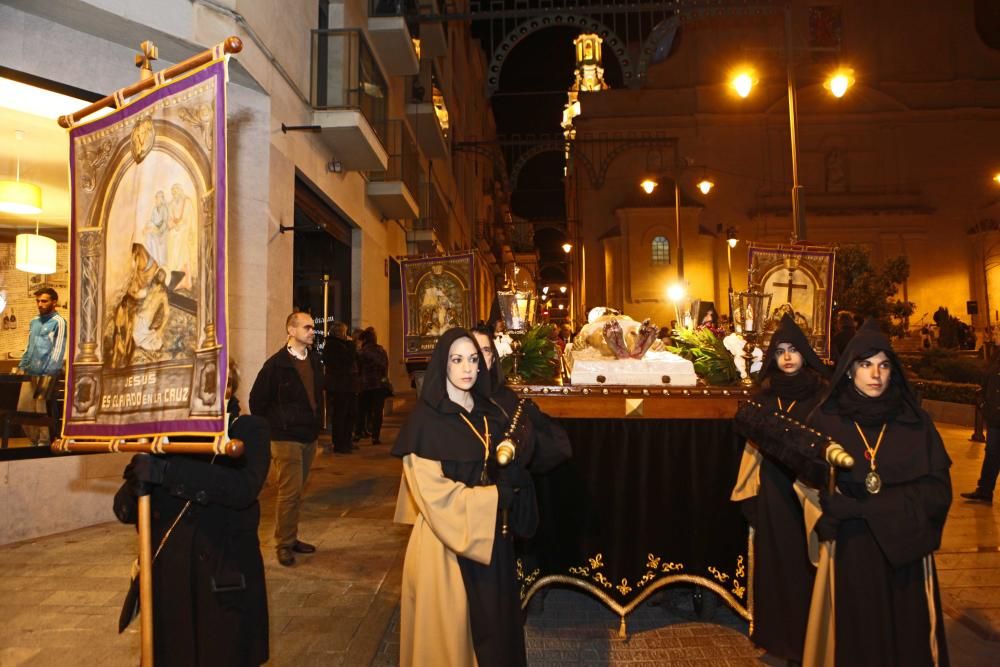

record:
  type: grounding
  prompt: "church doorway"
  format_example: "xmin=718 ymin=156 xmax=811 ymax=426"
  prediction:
xmin=292 ymin=176 xmax=353 ymax=352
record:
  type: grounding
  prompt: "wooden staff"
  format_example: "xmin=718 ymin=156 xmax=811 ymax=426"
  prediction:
xmin=138 ymin=494 xmax=154 ymax=666
xmin=57 ymin=36 xmax=243 ymax=128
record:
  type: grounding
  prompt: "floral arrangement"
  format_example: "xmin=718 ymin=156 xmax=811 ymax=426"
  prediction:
xmin=498 ymin=324 xmax=560 ymax=384
xmin=666 ymin=328 xmax=763 ymax=385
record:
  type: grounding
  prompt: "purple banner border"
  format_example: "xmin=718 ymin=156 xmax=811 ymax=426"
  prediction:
xmin=64 ymin=60 xmax=228 ymax=438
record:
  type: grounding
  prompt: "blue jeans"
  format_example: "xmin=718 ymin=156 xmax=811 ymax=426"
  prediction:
xmin=976 ymin=426 xmax=1000 ymax=494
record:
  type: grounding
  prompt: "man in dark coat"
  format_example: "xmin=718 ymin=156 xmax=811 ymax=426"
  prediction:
xmin=250 ymin=311 xmax=325 ymax=566
xmin=323 ymin=321 xmax=359 ymax=454
xmin=113 ymin=413 xmax=272 ymax=666
xmin=961 ymin=352 xmax=1000 ymax=503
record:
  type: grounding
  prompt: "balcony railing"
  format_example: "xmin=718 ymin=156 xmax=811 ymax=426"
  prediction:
xmin=311 ymin=29 xmax=388 ymax=144
xmin=369 ymin=120 xmax=422 ymax=201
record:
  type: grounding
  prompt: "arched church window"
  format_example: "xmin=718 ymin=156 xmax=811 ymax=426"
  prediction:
xmin=651 ymin=236 xmax=670 ymax=265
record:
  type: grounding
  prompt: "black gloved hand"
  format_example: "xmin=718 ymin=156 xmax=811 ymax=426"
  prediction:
xmin=820 ymin=492 xmax=865 ymax=520
xmin=498 ymin=462 xmax=533 ymax=489
xmin=815 ymin=514 xmax=839 ymax=542
xmin=497 ymin=481 xmax=517 ymax=510
xmin=123 ymin=454 xmax=169 ymax=496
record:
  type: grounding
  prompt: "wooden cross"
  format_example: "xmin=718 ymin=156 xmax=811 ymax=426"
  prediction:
xmin=773 ymin=270 xmax=808 ymax=304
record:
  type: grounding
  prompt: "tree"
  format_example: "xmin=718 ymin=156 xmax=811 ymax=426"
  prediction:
xmin=832 ymin=246 xmax=915 ymax=337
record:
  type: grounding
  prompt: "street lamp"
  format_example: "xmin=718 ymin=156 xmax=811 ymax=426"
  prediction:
xmin=639 ymin=168 xmax=715 ymax=283
xmin=730 ymin=7 xmax=856 ymax=242
xmin=561 ymin=242 xmax=573 ymax=253
xmin=666 ymin=282 xmax=687 ymax=329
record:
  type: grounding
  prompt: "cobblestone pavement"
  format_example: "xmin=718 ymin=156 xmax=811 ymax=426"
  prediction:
xmin=0 ymin=400 xmax=998 ymax=666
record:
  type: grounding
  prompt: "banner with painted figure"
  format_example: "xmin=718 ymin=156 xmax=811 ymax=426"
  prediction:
xmin=401 ymin=253 xmax=477 ymax=358
xmin=64 ymin=59 xmax=229 ymax=437
xmin=747 ymin=242 xmax=836 ymax=358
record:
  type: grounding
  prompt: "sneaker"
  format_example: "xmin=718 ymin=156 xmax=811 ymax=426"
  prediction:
xmin=277 ymin=548 xmax=295 ymax=566
xmin=960 ymin=490 xmax=993 ymax=504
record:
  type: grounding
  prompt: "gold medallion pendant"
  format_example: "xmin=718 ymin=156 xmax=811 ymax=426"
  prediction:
xmin=865 ymin=470 xmax=882 ymax=495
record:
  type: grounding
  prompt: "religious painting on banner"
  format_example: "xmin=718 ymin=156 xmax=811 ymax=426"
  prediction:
xmin=747 ymin=243 xmax=836 ymax=357
xmin=401 ymin=253 xmax=476 ymax=358
xmin=63 ymin=58 xmax=229 ymax=438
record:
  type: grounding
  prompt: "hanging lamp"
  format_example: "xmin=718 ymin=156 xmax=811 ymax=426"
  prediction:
xmin=0 ymin=131 xmax=42 ymax=215
xmin=16 ymin=219 xmax=57 ymax=274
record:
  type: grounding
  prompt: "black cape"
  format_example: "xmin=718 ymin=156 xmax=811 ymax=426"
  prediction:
xmin=810 ymin=319 xmax=951 ymax=667
xmin=392 ymin=328 xmax=535 ymax=667
xmin=744 ymin=314 xmax=828 ymax=660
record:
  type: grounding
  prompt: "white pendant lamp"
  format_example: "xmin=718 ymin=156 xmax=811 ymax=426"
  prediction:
xmin=0 ymin=131 xmax=42 ymax=215
xmin=16 ymin=220 xmax=57 ymax=274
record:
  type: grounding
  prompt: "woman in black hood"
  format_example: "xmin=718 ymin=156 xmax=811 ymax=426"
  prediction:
xmin=804 ymin=319 xmax=951 ymax=667
xmin=732 ymin=314 xmax=829 ymax=663
xmin=391 ymin=328 xmax=536 ymax=667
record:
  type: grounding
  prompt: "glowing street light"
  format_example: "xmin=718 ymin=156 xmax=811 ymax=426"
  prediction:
xmin=666 ymin=282 xmax=686 ymax=303
xmin=561 ymin=242 xmax=573 ymax=253
xmin=730 ymin=70 xmax=757 ymax=98
xmin=559 ymin=285 xmax=567 ymax=294
xmin=993 ymin=173 xmax=1000 ymax=186
xmin=697 ymin=179 xmax=715 ymax=195
xmin=824 ymin=68 xmax=855 ymax=98
xmin=640 ymin=178 xmax=658 ymax=194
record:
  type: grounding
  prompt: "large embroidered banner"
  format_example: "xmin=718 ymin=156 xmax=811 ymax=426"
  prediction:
xmin=400 ymin=253 xmax=477 ymax=359
xmin=64 ymin=59 xmax=228 ymax=438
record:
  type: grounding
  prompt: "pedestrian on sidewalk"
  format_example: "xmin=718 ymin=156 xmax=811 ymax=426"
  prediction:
xmin=357 ymin=327 xmax=390 ymax=444
xmin=14 ymin=287 xmax=67 ymax=446
xmin=961 ymin=352 xmax=1000 ymax=504
xmin=250 ymin=311 xmax=324 ymax=567
xmin=324 ymin=321 xmax=358 ymax=454
xmin=392 ymin=328 xmax=536 ymax=667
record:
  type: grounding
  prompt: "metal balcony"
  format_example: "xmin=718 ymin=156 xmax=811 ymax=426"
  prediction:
xmin=367 ymin=120 xmax=421 ymax=219
xmin=405 ymin=62 xmax=450 ymax=159
xmin=367 ymin=0 xmax=420 ymax=76
xmin=310 ymin=29 xmax=389 ymax=171
xmin=416 ymin=0 xmax=447 ymax=58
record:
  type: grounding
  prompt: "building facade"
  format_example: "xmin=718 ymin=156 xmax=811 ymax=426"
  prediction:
xmin=567 ymin=0 xmax=1000 ymax=336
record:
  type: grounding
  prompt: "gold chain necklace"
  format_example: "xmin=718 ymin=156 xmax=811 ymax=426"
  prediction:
xmin=459 ymin=413 xmax=491 ymax=484
xmin=853 ymin=421 xmax=888 ymax=494
xmin=777 ymin=397 xmax=797 ymax=413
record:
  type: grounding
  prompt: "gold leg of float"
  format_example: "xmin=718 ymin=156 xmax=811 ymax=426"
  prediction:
xmin=138 ymin=494 xmax=154 ymax=667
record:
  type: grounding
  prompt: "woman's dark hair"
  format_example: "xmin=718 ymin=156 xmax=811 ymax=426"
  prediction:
xmin=360 ymin=328 xmax=377 ymax=345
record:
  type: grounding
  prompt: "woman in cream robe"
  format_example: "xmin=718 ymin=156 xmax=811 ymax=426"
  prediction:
xmin=392 ymin=328 xmax=537 ymax=667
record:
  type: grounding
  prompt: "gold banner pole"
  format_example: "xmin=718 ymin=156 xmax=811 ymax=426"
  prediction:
xmin=138 ymin=495 xmax=154 ymax=666
xmin=57 ymin=36 xmax=243 ymax=129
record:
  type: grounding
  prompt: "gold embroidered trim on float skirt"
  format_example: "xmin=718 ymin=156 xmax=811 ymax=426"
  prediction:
xmin=517 ymin=550 xmax=751 ymax=632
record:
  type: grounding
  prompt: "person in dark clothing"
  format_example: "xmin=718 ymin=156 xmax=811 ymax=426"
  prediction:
xmin=830 ymin=310 xmax=857 ymax=363
xmin=323 ymin=321 xmax=359 ymax=454
xmin=357 ymin=327 xmax=390 ymax=444
xmin=392 ymin=328 xmax=536 ymax=667
xmin=805 ymin=319 xmax=951 ymax=667
xmin=112 ymin=407 xmax=272 ymax=666
xmin=472 ymin=325 xmax=572 ymax=473
xmin=249 ymin=311 xmax=324 ymax=566
xmin=731 ymin=314 xmax=829 ymax=663
xmin=961 ymin=352 xmax=1000 ymax=503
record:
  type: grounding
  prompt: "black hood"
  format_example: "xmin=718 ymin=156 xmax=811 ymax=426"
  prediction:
xmin=419 ymin=327 xmax=493 ymax=413
xmin=817 ymin=318 xmax=921 ymax=422
xmin=759 ymin=313 xmax=828 ymax=379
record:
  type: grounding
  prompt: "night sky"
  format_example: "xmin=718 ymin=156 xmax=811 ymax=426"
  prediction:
xmin=475 ymin=25 xmax=625 ymax=279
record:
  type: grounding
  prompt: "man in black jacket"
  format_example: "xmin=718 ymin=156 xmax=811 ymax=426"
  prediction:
xmin=962 ymin=352 xmax=1000 ymax=504
xmin=250 ymin=311 xmax=325 ymax=566
xmin=323 ymin=321 xmax=358 ymax=454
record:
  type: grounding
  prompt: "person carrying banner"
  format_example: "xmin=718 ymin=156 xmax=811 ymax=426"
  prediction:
xmin=250 ymin=311 xmax=325 ymax=566
xmin=112 ymin=371 xmax=272 ymax=666
xmin=14 ymin=287 xmax=67 ymax=446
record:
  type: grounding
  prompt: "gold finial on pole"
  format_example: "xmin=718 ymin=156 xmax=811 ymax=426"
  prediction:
xmin=134 ymin=40 xmax=159 ymax=81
